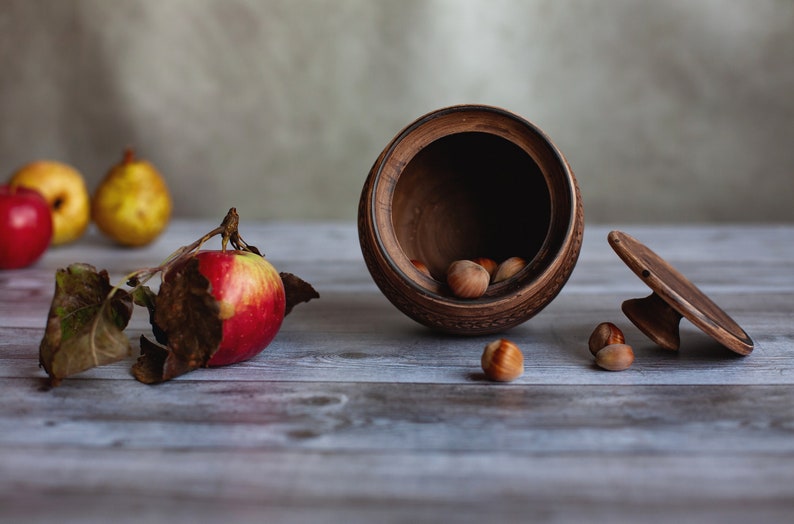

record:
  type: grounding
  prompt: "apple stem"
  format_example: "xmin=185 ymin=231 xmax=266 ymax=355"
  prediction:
xmin=219 ymin=207 xmax=262 ymax=256
xmin=123 ymin=208 xmax=261 ymax=291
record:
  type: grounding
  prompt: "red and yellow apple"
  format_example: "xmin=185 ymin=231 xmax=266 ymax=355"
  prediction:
xmin=187 ymin=250 xmax=286 ymax=366
xmin=9 ymin=161 xmax=91 ymax=245
xmin=0 ymin=185 xmax=54 ymax=269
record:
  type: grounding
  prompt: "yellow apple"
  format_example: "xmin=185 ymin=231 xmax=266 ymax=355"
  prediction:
xmin=91 ymin=149 xmax=172 ymax=247
xmin=9 ymin=161 xmax=91 ymax=245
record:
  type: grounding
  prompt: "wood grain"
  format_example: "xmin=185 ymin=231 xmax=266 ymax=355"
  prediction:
xmin=1 ymin=222 xmax=793 ymax=523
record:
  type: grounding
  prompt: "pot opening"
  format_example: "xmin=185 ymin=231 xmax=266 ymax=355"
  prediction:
xmin=391 ymin=132 xmax=551 ymax=281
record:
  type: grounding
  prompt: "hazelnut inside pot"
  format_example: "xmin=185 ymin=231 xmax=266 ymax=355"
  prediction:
xmin=358 ymin=105 xmax=584 ymax=335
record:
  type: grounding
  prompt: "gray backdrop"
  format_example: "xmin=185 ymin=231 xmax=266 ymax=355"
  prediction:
xmin=2 ymin=0 xmax=792 ymax=222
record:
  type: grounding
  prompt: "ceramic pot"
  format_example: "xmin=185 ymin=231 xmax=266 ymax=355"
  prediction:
xmin=358 ymin=105 xmax=584 ymax=335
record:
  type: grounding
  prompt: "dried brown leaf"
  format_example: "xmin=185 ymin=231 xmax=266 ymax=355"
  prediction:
xmin=130 ymin=335 xmax=196 ymax=384
xmin=131 ymin=284 xmax=167 ymax=345
xmin=280 ymin=272 xmax=320 ymax=316
xmin=131 ymin=257 xmax=222 ymax=383
xmin=39 ymin=263 xmax=133 ymax=386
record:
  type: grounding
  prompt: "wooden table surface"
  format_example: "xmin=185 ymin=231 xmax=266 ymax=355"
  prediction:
xmin=1 ymin=221 xmax=792 ymax=523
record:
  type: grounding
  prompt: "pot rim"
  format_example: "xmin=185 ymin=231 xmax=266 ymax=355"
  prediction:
xmin=369 ymin=104 xmax=578 ymax=305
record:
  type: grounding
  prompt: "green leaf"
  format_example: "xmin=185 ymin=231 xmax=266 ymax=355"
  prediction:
xmin=130 ymin=284 xmax=157 ymax=311
xmin=39 ymin=263 xmax=133 ymax=386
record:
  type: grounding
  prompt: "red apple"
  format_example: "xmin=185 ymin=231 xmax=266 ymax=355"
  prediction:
xmin=0 ymin=185 xmax=54 ymax=269
xmin=192 ymin=250 xmax=286 ymax=366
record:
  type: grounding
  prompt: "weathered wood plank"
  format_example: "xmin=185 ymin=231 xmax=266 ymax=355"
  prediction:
xmin=1 ymin=379 xmax=793 ymax=454
xmin=3 ymin=285 xmax=792 ymax=385
xmin=2 ymin=448 xmax=793 ymax=524
xmin=24 ymin=221 xmax=794 ymax=270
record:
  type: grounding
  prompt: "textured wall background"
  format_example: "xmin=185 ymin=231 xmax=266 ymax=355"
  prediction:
xmin=1 ymin=0 xmax=792 ymax=222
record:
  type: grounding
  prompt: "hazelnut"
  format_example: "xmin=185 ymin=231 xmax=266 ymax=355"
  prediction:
xmin=594 ymin=343 xmax=634 ymax=371
xmin=447 ymin=260 xmax=490 ymax=299
xmin=410 ymin=259 xmax=432 ymax=278
xmin=481 ymin=338 xmax=524 ymax=382
xmin=588 ymin=322 xmax=625 ymax=356
xmin=492 ymin=257 xmax=527 ymax=283
xmin=470 ymin=257 xmax=498 ymax=277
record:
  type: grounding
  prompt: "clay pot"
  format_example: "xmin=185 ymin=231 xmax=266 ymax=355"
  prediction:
xmin=358 ymin=105 xmax=584 ymax=335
